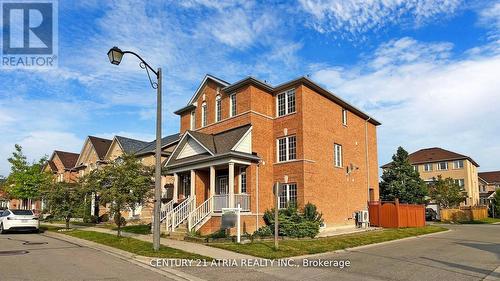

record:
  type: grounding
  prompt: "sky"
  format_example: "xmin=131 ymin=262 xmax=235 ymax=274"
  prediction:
xmin=0 ymin=0 xmax=499 ymax=176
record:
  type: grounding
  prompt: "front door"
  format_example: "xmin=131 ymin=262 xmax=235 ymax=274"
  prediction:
xmin=216 ymin=176 xmax=228 ymax=195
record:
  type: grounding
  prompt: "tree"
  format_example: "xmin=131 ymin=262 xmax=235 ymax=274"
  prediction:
xmin=5 ymin=145 xmax=52 ymax=203
xmin=380 ymin=146 xmax=428 ymax=204
xmin=492 ymin=189 xmax=500 ymax=218
xmin=82 ymin=154 xmax=152 ymax=236
xmin=41 ymin=182 xmax=84 ymax=229
xmin=428 ymin=175 xmax=466 ymax=208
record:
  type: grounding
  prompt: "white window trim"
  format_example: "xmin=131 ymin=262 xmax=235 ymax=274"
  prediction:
xmin=342 ymin=108 xmax=347 ymax=126
xmin=437 ymin=162 xmax=448 ymax=171
xmin=201 ymin=102 xmax=207 ymax=127
xmin=276 ymin=136 xmax=297 ymax=163
xmin=239 ymin=167 xmax=247 ymax=194
xmin=424 ymin=163 xmax=433 ymax=172
xmin=190 ymin=110 xmax=196 ymax=130
xmin=215 ymin=95 xmax=221 ymax=122
xmin=453 ymin=160 xmax=464 ymax=169
xmin=278 ymin=183 xmax=297 ymax=209
xmin=229 ymin=93 xmax=236 ymax=117
xmin=276 ymin=88 xmax=296 ymax=117
xmin=334 ymin=143 xmax=343 ymax=168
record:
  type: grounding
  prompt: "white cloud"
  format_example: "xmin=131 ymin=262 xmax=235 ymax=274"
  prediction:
xmin=477 ymin=2 xmax=500 ymax=39
xmin=299 ymin=0 xmax=462 ymax=38
xmin=311 ymin=37 xmax=500 ymax=171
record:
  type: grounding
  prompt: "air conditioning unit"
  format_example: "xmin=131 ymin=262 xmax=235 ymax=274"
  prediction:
xmin=357 ymin=210 xmax=369 ymax=223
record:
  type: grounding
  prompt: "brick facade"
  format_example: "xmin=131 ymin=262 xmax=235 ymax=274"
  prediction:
xmin=173 ymin=75 xmax=380 ymax=233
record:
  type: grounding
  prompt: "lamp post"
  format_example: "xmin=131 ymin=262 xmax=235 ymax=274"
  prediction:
xmin=107 ymin=46 xmax=162 ymax=251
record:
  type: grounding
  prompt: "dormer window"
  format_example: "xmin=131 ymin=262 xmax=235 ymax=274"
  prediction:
xmin=201 ymin=102 xmax=207 ymax=127
xmin=215 ymin=95 xmax=221 ymax=122
xmin=277 ymin=89 xmax=296 ymax=117
xmin=230 ymin=93 xmax=236 ymax=117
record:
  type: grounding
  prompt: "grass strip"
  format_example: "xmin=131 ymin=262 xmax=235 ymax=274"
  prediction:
xmin=211 ymin=226 xmax=447 ymax=259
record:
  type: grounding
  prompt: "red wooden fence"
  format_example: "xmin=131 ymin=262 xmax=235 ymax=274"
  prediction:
xmin=368 ymin=199 xmax=425 ymax=228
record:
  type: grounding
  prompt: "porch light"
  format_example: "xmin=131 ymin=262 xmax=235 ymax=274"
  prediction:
xmin=107 ymin=46 xmax=124 ymax=65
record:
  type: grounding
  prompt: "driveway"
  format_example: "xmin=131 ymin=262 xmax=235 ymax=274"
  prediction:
xmin=0 ymin=232 xmax=173 ymax=281
xmin=175 ymin=224 xmax=500 ymax=281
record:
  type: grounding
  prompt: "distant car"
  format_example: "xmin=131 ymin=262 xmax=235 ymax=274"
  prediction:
xmin=0 ymin=209 xmax=39 ymax=233
xmin=425 ymin=208 xmax=438 ymax=221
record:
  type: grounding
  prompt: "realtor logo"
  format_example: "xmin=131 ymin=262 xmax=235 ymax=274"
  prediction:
xmin=1 ymin=0 xmax=58 ymax=68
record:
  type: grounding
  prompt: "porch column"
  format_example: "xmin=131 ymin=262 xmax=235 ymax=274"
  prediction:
xmin=228 ymin=162 xmax=235 ymax=208
xmin=190 ymin=170 xmax=196 ymax=198
xmin=173 ymin=173 xmax=178 ymax=202
xmin=210 ymin=166 xmax=216 ymax=197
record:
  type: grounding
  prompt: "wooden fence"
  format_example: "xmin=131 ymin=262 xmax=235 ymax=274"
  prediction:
xmin=440 ymin=206 xmax=488 ymax=222
xmin=368 ymin=199 xmax=426 ymax=228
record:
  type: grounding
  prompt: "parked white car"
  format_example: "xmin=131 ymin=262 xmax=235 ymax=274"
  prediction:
xmin=0 ymin=209 xmax=39 ymax=233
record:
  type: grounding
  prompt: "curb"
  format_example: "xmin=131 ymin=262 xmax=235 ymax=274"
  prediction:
xmin=484 ymin=264 xmax=500 ymax=280
xmin=292 ymin=228 xmax=452 ymax=260
xmin=42 ymin=231 xmax=205 ymax=281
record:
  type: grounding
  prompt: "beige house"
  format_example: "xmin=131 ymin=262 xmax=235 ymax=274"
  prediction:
xmin=479 ymin=171 xmax=500 ymax=205
xmin=102 ymin=134 xmax=180 ymax=221
xmin=402 ymin=147 xmax=479 ymax=206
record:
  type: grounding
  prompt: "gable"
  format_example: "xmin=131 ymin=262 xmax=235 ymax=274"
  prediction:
xmin=232 ymin=128 xmax=252 ymax=153
xmin=178 ymin=138 xmax=210 ymax=159
xmin=105 ymin=139 xmax=123 ymax=161
xmin=77 ymin=139 xmax=97 ymax=166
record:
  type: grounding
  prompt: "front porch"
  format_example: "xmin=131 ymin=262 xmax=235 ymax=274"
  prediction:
xmin=170 ymin=162 xmax=250 ymax=212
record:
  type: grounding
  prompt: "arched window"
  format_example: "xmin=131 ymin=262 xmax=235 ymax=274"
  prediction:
xmin=215 ymin=95 xmax=221 ymax=122
xmin=201 ymin=102 xmax=207 ymax=127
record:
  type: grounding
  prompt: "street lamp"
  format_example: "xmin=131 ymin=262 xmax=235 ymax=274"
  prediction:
xmin=107 ymin=46 xmax=163 ymax=251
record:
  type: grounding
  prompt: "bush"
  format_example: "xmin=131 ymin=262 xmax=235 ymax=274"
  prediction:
xmin=83 ymin=215 xmax=98 ymax=224
xmin=99 ymin=213 xmax=109 ymax=223
xmin=207 ymin=229 xmax=228 ymax=239
xmin=253 ymin=226 xmax=273 ymax=238
xmin=262 ymin=203 xmax=322 ymax=238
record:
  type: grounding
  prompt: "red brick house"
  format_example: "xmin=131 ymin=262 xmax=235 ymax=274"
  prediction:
xmin=164 ymin=74 xmax=380 ymax=234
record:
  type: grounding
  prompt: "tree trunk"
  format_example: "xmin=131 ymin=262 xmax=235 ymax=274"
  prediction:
xmin=117 ymin=213 xmax=122 ymax=237
xmin=65 ymin=217 xmax=70 ymax=229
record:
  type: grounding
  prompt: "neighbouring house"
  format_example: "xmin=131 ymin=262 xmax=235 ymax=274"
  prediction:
xmin=103 ymin=134 xmax=180 ymax=221
xmin=478 ymin=171 xmax=500 ymax=206
xmin=70 ymin=136 xmax=113 ymax=217
xmin=383 ymin=147 xmax=480 ymax=206
xmin=164 ymin=74 xmax=380 ymax=235
xmin=0 ymin=188 xmax=8 ymax=210
xmin=43 ymin=150 xmax=80 ymax=183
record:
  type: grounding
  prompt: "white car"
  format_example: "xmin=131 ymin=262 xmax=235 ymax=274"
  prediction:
xmin=0 ymin=209 xmax=40 ymax=233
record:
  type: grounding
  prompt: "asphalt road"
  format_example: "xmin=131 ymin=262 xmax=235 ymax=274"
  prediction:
xmin=0 ymin=232 xmax=173 ymax=281
xmin=175 ymin=224 xmax=500 ymax=281
xmin=0 ymin=224 xmax=498 ymax=281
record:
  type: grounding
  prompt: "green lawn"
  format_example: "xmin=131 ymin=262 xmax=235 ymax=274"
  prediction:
xmin=459 ymin=217 xmax=500 ymax=224
xmin=212 ymin=226 xmax=447 ymax=259
xmin=41 ymin=227 xmax=209 ymax=260
xmin=112 ymin=224 xmax=151 ymax=234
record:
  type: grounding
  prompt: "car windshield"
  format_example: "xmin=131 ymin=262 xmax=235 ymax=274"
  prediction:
xmin=11 ymin=210 xmax=34 ymax=216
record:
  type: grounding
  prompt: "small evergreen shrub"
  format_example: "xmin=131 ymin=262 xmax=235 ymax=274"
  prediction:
xmin=262 ymin=202 xmax=323 ymax=238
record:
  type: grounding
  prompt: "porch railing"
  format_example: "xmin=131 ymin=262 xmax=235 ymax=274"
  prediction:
xmin=213 ymin=194 xmax=250 ymax=212
xmin=160 ymin=199 xmax=174 ymax=223
xmin=234 ymin=194 xmax=250 ymax=211
xmin=165 ymin=196 xmax=196 ymax=232
xmin=188 ymin=196 xmax=213 ymax=231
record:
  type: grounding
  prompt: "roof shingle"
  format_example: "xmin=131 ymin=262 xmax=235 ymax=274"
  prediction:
xmin=479 ymin=171 xmax=500 ymax=184
xmin=88 ymin=136 xmax=112 ymax=160
xmin=382 ymin=147 xmax=479 ymax=168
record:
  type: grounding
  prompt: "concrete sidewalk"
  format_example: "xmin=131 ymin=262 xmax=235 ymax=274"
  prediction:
xmin=44 ymin=223 xmax=255 ymax=260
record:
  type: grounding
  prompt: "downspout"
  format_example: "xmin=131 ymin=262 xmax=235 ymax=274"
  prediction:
xmin=365 ymin=117 xmax=371 ymax=209
xmin=256 ymin=159 xmax=262 ymax=230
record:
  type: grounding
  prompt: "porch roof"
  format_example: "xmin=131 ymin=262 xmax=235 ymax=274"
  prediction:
xmin=166 ymin=151 xmax=260 ymax=170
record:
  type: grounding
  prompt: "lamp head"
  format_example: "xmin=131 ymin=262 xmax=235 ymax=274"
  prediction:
xmin=107 ymin=46 xmax=123 ymax=65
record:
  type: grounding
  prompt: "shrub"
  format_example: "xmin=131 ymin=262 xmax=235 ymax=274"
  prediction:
xmin=207 ymin=229 xmax=228 ymax=239
xmin=99 ymin=213 xmax=109 ymax=223
xmin=83 ymin=215 xmax=98 ymax=224
xmin=262 ymin=203 xmax=323 ymax=238
xmin=253 ymin=226 xmax=273 ymax=238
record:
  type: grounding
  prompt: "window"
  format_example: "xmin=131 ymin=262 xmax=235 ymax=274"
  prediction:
xmin=276 ymin=89 xmax=296 ymax=117
xmin=413 ymin=165 xmax=419 ymax=172
xmin=334 ymin=143 xmax=343 ymax=167
xmin=240 ymin=167 xmax=247 ymax=193
xmin=215 ymin=95 xmax=221 ymax=122
xmin=424 ymin=163 xmax=433 ymax=172
xmin=201 ymin=102 xmax=207 ymax=127
xmin=57 ymin=174 xmax=64 ymax=182
xmin=454 ymin=179 xmax=465 ymax=189
xmin=437 ymin=162 xmax=448 ymax=170
xmin=277 ymin=136 xmax=297 ymax=162
xmin=342 ymin=108 xmax=347 ymax=126
xmin=453 ymin=160 xmax=464 ymax=169
xmin=230 ymin=93 xmax=237 ymax=117
xmin=190 ymin=110 xmax=195 ymax=130
xmin=279 ymin=183 xmax=297 ymax=209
